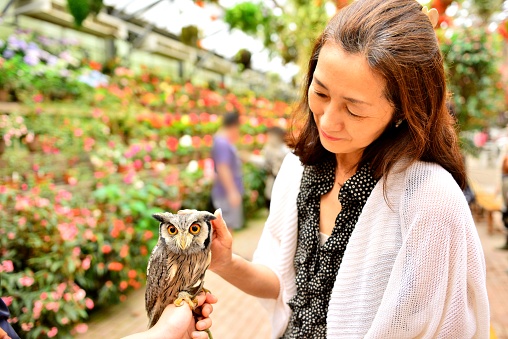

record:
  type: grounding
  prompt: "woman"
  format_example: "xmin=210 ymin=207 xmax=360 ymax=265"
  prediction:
xmin=210 ymin=0 xmax=489 ymax=338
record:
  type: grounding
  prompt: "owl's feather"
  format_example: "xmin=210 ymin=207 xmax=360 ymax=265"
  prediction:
xmin=145 ymin=210 xmax=215 ymax=329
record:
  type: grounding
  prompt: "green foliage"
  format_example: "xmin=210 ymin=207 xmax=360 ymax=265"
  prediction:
xmin=470 ymin=0 xmax=503 ymax=22
xmin=67 ymin=0 xmax=91 ymax=26
xmin=224 ymin=2 xmax=267 ymax=35
xmin=66 ymin=0 xmax=104 ymax=27
xmin=440 ymin=27 xmax=504 ymax=131
xmin=223 ymin=0 xmax=329 ymax=65
xmin=242 ymin=163 xmax=266 ymax=220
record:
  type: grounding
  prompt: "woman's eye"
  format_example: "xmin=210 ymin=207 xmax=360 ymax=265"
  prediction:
xmin=346 ymin=107 xmax=362 ymax=118
xmin=313 ymin=91 xmax=328 ymax=99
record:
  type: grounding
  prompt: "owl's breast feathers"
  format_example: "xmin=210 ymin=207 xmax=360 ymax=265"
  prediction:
xmin=145 ymin=243 xmax=211 ymax=328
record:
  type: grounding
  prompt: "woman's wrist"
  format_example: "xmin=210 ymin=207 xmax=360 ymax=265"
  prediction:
xmin=212 ymin=253 xmax=239 ymax=277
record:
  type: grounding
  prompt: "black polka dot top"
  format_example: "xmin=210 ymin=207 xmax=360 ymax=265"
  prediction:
xmin=281 ymin=159 xmax=378 ymax=339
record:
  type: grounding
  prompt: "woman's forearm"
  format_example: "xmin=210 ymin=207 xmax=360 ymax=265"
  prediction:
xmin=213 ymin=254 xmax=280 ymax=299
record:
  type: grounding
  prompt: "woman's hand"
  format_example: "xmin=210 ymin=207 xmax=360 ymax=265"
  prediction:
xmin=210 ymin=209 xmax=234 ymax=274
xmin=122 ymin=292 xmax=217 ymax=339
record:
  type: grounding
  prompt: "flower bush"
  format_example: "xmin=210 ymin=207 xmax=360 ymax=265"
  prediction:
xmin=0 ymin=30 xmax=99 ymax=101
xmin=0 ymin=31 xmax=290 ymax=338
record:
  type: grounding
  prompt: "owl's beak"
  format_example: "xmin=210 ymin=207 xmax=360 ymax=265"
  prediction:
xmin=178 ymin=233 xmax=193 ymax=250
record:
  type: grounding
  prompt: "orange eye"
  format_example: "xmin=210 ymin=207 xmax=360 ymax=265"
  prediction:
xmin=167 ymin=225 xmax=178 ymax=235
xmin=189 ymin=224 xmax=200 ymax=235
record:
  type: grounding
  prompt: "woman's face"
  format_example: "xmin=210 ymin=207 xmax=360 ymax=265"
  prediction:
xmin=309 ymin=42 xmax=394 ymax=157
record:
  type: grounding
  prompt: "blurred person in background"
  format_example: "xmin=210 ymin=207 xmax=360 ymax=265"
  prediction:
xmin=208 ymin=0 xmax=489 ymax=337
xmin=211 ymin=112 xmax=244 ymax=230
xmin=244 ymin=127 xmax=290 ymax=208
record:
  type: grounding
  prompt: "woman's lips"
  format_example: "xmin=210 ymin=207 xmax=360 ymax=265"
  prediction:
xmin=320 ymin=129 xmax=344 ymax=141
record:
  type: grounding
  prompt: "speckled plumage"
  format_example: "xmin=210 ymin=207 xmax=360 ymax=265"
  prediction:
xmin=145 ymin=210 xmax=215 ymax=328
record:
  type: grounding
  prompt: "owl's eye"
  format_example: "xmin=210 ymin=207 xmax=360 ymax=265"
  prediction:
xmin=167 ymin=225 xmax=178 ymax=235
xmin=189 ymin=224 xmax=201 ymax=235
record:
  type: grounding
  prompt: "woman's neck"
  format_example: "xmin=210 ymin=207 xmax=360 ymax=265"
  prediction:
xmin=335 ymin=151 xmax=363 ymax=183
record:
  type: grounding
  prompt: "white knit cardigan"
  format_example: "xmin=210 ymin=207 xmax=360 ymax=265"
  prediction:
xmin=252 ymin=153 xmax=489 ymax=339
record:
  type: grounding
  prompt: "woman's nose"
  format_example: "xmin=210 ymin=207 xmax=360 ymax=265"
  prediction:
xmin=320 ymin=104 xmax=344 ymax=131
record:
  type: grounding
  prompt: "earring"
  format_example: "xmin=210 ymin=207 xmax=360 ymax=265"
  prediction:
xmin=395 ymin=119 xmax=404 ymax=128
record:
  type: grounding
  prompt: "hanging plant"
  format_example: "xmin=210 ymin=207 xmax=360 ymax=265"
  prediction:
xmin=235 ymin=49 xmax=252 ymax=71
xmin=224 ymin=2 xmax=267 ymax=35
xmin=181 ymin=26 xmax=199 ymax=47
xmin=66 ymin=0 xmax=104 ymax=27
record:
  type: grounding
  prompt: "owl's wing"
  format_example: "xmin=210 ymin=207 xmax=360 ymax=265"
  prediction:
xmin=145 ymin=244 xmax=167 ymax=314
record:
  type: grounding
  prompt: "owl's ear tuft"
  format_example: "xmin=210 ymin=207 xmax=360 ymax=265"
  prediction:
xmin=200 ymin=211 xmax=217 ymax=221
xmin=152 ymin=213 xmax=165 ymax=223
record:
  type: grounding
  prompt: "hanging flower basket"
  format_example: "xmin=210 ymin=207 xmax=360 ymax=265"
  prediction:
xmin=181 ymin=26 xmax=199 ymax=47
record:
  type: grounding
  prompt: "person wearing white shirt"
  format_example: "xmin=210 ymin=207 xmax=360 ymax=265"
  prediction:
xmin=209 ymin=0 xmax=489 ymax=338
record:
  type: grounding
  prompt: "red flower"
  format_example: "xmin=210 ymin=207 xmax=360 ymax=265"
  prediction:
xmin=166 ymin=137 xmax=179 ymax=152
xmin=119 ymin=281 xmax=128 ymax=291
xmin=128 ymin=269 xmax=137 ymax=279
xmin=119 ymin=244 xmax=129 ymax=258
xmin=144 ymin=231 xmax=154 ymax=241
xmin=192 ymin=136 xmax=202 ymax=148
xmin=89 ymin=61 xmax=102 ymax=71
xmin=102 ymin=244 xmax=112 ymax=254
xmin=108 ymin=262 xmax=124 ymax=271
xmin=203 ymin=135 xmax=213 ymax=147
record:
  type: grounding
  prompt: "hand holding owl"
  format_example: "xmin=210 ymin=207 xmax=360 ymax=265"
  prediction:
xmin=123 ymin=292 xmax=217 ymax=339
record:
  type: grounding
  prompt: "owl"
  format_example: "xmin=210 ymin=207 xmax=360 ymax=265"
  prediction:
xmin=145 ymin=209 xmax=216 ymax=329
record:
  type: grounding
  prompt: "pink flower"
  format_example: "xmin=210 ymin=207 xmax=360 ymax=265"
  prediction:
xmin=1 ymin=296 xmax=13 ymax=307
xmin=74 ymin=128 xmax=83 ymax=137
xmin=33 ymin=94 xmax=44 ymax=103
xmin=47 ymin=327 xmax=58 ymax=338
xmin=82 ymin=256 xmax=91 ymax=270
xmin=21 ymin=322 xmax=33 ymax=331
xmin=57 ymin=223 xmax=78 ymax=241
xmin=56 ymin=283 xmax=67 ymax=296
xmin=85 ymin=298 xmax=94 ymax=309
xmin=61 ymin=317 xmax=69 ymax=325
xmin=72 ymin=247 xmax=81 ymax=257
xmin=33 ymin=300 xmax=43 ymax=319
xmin=19 ymin=276 xmax=34 ymax=287
xmin=18 ymin=217 xmax=26 ymax=227
xmin=45 ymin=302 xmax=59 ymax=312
xmin=74 ymin=289 xmax=86 ymax=301
xmin=74 ymin=324 xmax=88 ymax=334
xmin=7 ymin=232 xmax=15 ymax=240
xmin=40 ymin=292 xmax=48 ymax=300
xmin=2 ymin=260 xmax=13 ymax=272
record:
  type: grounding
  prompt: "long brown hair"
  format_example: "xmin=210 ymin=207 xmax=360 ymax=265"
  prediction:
xmin=288 ymin=0 xmax=466 ymax=188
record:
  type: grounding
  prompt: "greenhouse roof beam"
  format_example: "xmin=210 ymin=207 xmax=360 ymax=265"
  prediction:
xmin=0 ymin=0 xmax=16 ymax=18
xmin=121 ymin=0 xmax=164 ymax=22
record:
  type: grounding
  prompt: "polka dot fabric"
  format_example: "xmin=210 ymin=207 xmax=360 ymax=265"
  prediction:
xmin=282 ymin=160 xmax=377 ymax=339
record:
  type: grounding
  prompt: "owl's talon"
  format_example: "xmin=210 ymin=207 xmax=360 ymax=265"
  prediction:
xmin=202 ymin=287 xmax=212 ymax=295
xmin=174 ymin=291 xmax=198 ymax=310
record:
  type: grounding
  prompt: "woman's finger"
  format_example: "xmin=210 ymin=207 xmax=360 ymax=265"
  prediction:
xmin=211 ymin=209 xmax=229 ymax=239
xmin=201 ymin=303 xmax=213 ymax=318
xmin=205 ymin=292 xmax=218 ymax=304
xmin=191 ymin=332 xmax=208 ymax=339
xmin=194 ymin=292 xmax=207 ymax=307
xmin=195 ymin=317 xmax=212 ymax=331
